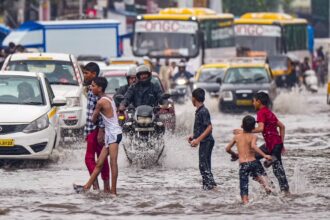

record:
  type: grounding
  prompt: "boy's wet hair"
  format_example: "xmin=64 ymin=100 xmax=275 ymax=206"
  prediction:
xmin=192 ymin=88 xmax=205 ymax=102
xmin=84 ymin=62 xmax=100 ymax=76
xmin=93 ymin=77 xmax=108 ymax=92
xmin=242 ymin=115 xmax=256 ymax=132
xmin=254 ymin=92 xmax=270 ymax=106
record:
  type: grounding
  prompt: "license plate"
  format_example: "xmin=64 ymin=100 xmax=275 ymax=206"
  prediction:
xmin=236 ymin=99 xmax=252 ymax=106
xmin=0 ymin=139 xmax=15 ymax=147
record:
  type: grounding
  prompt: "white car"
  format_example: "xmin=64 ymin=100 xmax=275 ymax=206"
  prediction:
xmin=0 ymin=71 xmax=66 ymax=159
xmin=2 ymin=53 xmax=86 ymax=137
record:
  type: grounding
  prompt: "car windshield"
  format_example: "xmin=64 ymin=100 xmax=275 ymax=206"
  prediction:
xmin=268 ymin=56 xmax=289 ymax=71
xmin=199 ymin=68 xmax=226 ymax=82
xmin=7 ymin=60 xmax=78 ymax=86
xmin=0 ymin=75 xmax=45 ymax=105
xmin=224 ymin=67 xmax=270 ymax=84
xmin=104 ymin=76 xmax=163 ymax=94
xmin=236 ymin=36 xmax=282 ymax=56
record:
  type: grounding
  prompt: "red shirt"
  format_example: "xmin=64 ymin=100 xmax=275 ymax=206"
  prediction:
xmin=257 ymin=107 xmax=283 ymax=152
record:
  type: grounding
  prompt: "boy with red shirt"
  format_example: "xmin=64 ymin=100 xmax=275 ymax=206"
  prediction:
xmin=235 ymin=92 xmax=290 ymax=194
xmin=253 ymin=92 xmax=289 ymax=194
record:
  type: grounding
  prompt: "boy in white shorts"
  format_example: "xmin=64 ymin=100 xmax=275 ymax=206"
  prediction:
xmin=74 ymin=77 xmax=122 ymax=195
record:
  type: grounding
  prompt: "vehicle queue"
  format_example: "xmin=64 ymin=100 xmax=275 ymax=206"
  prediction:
xmin=0 ymin=8 xmax=328 ymax=162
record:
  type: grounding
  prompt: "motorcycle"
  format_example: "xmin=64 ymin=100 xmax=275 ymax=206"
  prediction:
xmin=303 ymin=70 xmax=318 ymax=93
xmin=170 ymin=77 xmax=193 ymax=104
xmin=121 ymin=94 xmax=170 ymax=166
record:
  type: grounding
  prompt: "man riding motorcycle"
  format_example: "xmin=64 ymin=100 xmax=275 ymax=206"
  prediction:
xmin=119 ymin=65 xmax=163 ymax=110
xmin=172 ymin=62 xmax=194 ymax=81
xmin=114 ymin=66 xmax=137 ymax=98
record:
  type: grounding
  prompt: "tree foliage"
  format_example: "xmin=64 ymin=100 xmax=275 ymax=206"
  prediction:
xmin=223 ymin=0 xmax=294 ymax=16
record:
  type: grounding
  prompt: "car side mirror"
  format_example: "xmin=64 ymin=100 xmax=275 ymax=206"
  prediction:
xmin=216 ymin=78 xmax=222 ymax=84
xmin=52 ymin=97 xmax=66 ymax=107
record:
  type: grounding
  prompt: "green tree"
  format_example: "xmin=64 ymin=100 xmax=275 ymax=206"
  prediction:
xmin=223 ymin=0 xmax=281 ymax=16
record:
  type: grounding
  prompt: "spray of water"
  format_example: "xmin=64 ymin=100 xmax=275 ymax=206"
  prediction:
xmin=273 ymin=88 xmax=308 ymax=114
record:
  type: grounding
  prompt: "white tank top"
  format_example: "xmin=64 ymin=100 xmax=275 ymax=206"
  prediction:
xmin=99 ymin=97 xmax=122 ymax=137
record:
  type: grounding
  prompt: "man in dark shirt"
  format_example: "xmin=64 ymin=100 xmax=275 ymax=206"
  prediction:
xmin=188 ymin=88 xmax=217 ymax=190
xmin=119 ymin=65 xmax=163 ymax=109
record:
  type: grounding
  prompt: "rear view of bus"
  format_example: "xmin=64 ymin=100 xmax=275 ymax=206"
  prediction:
xmin=132 ymin=8 xmax=235 ymax=72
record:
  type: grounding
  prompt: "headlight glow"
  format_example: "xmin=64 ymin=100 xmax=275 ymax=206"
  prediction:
xmin=66 ymin=97 xmax=80 ymax=107
xmin=137 ymin=116 xmax=152 ymax=124
xmin=221 ymin=91 xmax=233 ymax=101
xmin=176 ymin=78 xmax=187 ymax=85
xmin=23 ymin=114 xmax=49 ymax=133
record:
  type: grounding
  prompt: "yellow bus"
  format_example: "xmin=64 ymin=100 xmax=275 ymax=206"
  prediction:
xmin=234 ymin=13 xmax=308 ymax=60
xmin=132 ymin=8 xmax=235 ymax=72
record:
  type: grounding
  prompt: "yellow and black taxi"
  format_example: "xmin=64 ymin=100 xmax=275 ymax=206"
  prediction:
xmin=218 ymin=61 xmax=277 ymax=112
xmin=194 ymin=63 xmax=229 ymax=97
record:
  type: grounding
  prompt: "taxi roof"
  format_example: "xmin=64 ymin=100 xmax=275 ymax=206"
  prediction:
xmin=199 ymin=58 xmax=267 ymax=70
xmin=8 ymin=53 xmax=72 ymax=62
xmin=0 ymin=70 xmax=44 ymax=78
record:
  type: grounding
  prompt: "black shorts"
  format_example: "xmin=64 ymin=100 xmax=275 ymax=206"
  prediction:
xmin=239 ymin=160 xmax=266 ymax=196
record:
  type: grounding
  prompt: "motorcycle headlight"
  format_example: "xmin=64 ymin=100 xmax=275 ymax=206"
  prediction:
xmin=137 ymin=116 xmax=152 ymax=124
xmin=176 ymin=78 xmax=187 ymax=85
xmin=221 ymin=91 xmax=233 ymax=101
xmin=23 ymin=114 xmax=49 ymax=133
xmin=66 ymin=97 xmax=80 ymax=107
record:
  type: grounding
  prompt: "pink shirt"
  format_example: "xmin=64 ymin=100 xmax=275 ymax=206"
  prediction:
xmin=257 ymin=107 xmax=283 ymax=152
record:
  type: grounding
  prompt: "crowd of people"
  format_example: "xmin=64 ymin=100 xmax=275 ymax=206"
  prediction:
xmin=71 ymin=61 xmax=290 ymax=205
xmin=0 ymin=42 xmax=26 ymax=68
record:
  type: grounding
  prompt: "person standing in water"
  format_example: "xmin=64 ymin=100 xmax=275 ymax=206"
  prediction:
xmin=188 ymin=88 xmax=217 ymax=190
xmin=75 ymin=77 xmax=122 ymax=195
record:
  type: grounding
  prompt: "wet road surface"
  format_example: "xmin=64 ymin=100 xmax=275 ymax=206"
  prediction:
xmin=0 ymin=89 xmax=329 ymax=219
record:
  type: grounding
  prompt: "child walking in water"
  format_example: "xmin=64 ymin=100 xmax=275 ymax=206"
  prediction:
xmin=188 ymin=88 xmax=217 ymax=190
xmin=227 ymin=115 xmax=273 ymax=204
xmin=235 ymin=92 xmax=290 ymax=194
xmin=74 ymin=77 xmax=122 ymax=195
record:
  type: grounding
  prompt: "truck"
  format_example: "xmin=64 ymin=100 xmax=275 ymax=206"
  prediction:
xmin=1 ymin=20 xmax=121 ymax=59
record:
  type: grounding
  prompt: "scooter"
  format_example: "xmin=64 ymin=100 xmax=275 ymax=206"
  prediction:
xmin=169 ymin=77 xmax=193 ymax=104
xmin=303 ymin=70 xmax=318 ymax=93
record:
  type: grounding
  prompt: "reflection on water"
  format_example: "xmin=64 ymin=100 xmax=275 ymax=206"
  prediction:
xmin=0 ymin=90 xmax=329 ymax=219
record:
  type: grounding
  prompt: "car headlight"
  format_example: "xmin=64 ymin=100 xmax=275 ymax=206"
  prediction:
xmin=137 ymin=116 xmax=152 ymax=124
xmin=23 ymin=114 xmax=49 ymax=133
xmin=176 ymin=78 xmax=187 ymax=85
xmin=66 ymin=97 xmax=80 ymax=107
xmin=221 ymin=91 xmax=233 ymax=101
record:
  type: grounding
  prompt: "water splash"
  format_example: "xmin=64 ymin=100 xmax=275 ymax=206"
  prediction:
xmin=273 ymin=88 xmax=307 ymax=114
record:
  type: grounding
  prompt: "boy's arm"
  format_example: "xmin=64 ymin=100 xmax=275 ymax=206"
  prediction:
xmin=277 ymin=120 xmax=285 ymax=142
xmin=226 ymin=138 xmax=238 ymax=156
xmin=252 ymin=122 xmax=264 ymax=133
xmin=92 ymin=100 xmax=103 ymax=124
xmin=191 ymin=124 xmax=212 ymax=147
xmin=251 ymin=136 xmax=272 ymax=160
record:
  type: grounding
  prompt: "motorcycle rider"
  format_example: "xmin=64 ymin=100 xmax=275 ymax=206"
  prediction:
xmin=114 ymin=66 xmax=137 ymax=98
xmin=119 ymin=65 xmax=163 ymax=109
xmin=172 ymin=61 xmax=194 ymax=81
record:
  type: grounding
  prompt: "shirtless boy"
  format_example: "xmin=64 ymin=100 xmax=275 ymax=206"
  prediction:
xmin=226 ymin=115 xmax=272 ymax=204
xmin=74 ymin=77 xmax=122 ymax=195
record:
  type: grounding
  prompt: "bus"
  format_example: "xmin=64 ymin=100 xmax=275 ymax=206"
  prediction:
xmin=234 ymin=13 xmax=308 ymax=60
xmin=132 ymin=8 xmax=235 ymax=72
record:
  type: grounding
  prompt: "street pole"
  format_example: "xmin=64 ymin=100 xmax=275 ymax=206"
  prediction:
xmin=79 ymin=0 xmax=83 ymax=18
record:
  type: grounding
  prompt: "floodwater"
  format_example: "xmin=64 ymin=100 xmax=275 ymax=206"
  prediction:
xmin=0 ymin=89 xmax=329 ymax=220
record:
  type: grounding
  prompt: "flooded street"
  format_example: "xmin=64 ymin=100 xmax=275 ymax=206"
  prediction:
xmin=1 ymin=89 xmax=329 ymax=220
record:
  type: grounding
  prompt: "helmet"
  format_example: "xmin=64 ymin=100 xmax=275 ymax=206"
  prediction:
xmin=136 ymin=64 xmax=152 ymax=85
xmin=126 ymin=66 xmax=137 ymax=78
xmin=178 ymin=62 xmax=186 ymax=68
